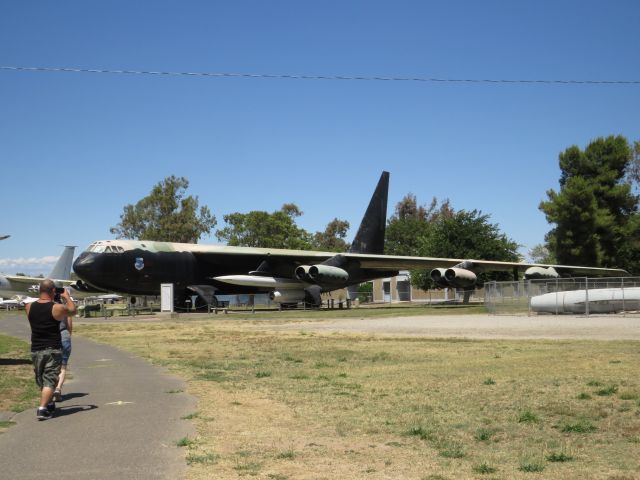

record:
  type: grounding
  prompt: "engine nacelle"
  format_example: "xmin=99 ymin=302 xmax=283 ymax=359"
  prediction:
xmin=295 ymin=265 xmax=313 ymax=282
xmin=430 ymin=268 xmax=450 ymax=288
xmin=269 ymin=290 xmax=307 ymax=304
xmin=68 ymin=279 xmax=105 ymax=293
xmin=523 ymin=266 xmax=559 ymax=280
xmin=444 ymin=268 xmax=477 ymax=288
xmin=309 ymin=265 xmax=348 ymax=283
xmin=295 ymin=265 xmax=349 ymax=285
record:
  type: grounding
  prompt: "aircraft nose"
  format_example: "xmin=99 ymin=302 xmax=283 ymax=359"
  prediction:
xmin=73 ymin=252 xmax=98 ymax=281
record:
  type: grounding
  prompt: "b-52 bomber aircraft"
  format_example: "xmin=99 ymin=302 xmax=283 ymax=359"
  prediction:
xmin=73 ymin=172 xmax=628 ymax=308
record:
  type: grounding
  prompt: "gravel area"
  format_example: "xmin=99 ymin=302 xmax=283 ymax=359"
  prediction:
xmin=255 ymin=313 xmax=640 ymax=340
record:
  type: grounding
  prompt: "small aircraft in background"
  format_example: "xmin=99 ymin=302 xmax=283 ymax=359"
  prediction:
xmin=0 ymin=294 xmax=38 ymax=309
xmin=0 ymin=245 xmax=77 ymax=297
xmin=0 ymin=235 xmax=10 ymax=241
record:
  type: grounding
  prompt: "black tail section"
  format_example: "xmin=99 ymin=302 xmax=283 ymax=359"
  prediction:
xmin=349 ymin=171 xmax=389 ymax=254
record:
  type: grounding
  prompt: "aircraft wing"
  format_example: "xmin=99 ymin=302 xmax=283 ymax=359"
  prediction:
xmin=4 ymin=275 xmax=73 ymax=286
xmin=343 ymin=253 xmax=630 ymax=277
xmin=206 ymin=249 xmax=629 ymax=295
xmin=2 ymin=275 xmax=73 ymax=292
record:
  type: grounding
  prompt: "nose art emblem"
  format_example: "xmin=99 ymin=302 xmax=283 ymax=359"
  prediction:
xmin=134 ymin=257 xmax=144 ymax=271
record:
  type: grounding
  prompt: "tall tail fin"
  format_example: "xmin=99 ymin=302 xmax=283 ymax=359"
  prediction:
xmin=349 ymin=171 xmax=389 ymax=254
xmin=48 ymin=246 xmax=76 ymax=280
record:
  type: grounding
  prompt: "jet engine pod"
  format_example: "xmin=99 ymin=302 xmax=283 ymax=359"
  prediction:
xmin=308 ymin=265 xmax=349 ymax=284
xmin=524 ymin=266 xmax=559 ymax=280
xmin=269 ymin=290 xmax=307 ymax=303
xmin=444 ymin=268 xmax=477 ymax=288
xmin=295 ymin=265 xmax=313 ymax=282
xmin=430 ymin=268 xmax=450 ymax=288
xmin=69 ymin=279 xmax=104 ymax=293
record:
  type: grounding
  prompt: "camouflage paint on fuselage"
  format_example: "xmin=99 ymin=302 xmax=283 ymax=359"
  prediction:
xmin=73 ymin=239 xmax=394 ymax=296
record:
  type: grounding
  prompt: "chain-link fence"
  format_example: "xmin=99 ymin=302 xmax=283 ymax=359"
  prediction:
xmin=485 ymin=277 xmax=640 ymax=316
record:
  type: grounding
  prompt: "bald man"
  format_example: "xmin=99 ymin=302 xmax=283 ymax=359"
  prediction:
xmin=25 ymin=279 xmax=77 ymax=420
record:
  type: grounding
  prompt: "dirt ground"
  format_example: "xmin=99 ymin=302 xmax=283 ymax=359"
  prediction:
xmin=249 ymin=313 xmax=640 ymax=340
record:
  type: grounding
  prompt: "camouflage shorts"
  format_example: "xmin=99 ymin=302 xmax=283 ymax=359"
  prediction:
xmin=31 ymin=348 xmax=62 ymax=389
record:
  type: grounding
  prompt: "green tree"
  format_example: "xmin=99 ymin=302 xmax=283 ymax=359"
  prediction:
xmin=627 ymin=140 xmax=640 ymax=191
xmin=528 ymin=244 xmax=555 ymax=264
xmin=539 ymin=136 xmax=639 ymax=271
xmin=385 ymin=194 xmax=454 ymax=289
xmin=312 ymin=218 xmax=350 ymax=252
xmin=385 ymin=194 xmax=452 ymax=256
xmin=110 ymin=176 xmax=216 ymax=243
xmin=216 ymin=204 xmax=312 ymax=249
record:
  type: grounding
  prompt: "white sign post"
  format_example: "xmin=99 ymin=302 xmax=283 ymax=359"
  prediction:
xmin=161 ymin=283 xmax=174 ymax=313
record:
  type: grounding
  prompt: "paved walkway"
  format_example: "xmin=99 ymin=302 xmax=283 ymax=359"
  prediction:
xmin=0 ymin=314 xmax=195 ymax=480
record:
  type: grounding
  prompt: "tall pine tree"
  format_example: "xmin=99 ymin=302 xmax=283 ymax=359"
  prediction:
xmin=539 ymin=136 xmax=639 ymax=272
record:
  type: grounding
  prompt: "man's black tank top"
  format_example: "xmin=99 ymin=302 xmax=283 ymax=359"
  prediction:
xmin=27 ymin=301 xmax=62 ymax=352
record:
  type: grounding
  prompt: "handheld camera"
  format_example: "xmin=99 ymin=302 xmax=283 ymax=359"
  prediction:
xmin=54 ymin=287 xmax=66 ymax=303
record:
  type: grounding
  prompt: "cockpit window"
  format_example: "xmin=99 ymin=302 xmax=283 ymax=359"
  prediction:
xmin=85 ymin=243 xmax=125 ymax=253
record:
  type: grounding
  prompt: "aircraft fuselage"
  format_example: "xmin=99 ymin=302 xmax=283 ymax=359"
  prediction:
xmin=72 ymin=240 xmax=389 ymax=298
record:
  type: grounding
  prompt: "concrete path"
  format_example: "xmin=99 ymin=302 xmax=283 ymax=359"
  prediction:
xmin=0 ymin=314 xmax=196 ymax=480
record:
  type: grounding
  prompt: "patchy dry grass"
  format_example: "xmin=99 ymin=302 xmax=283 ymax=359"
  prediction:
xmin=0 ymin=334 xmax=39 ymax=432
xmin=77 ymin=318 xmax=640 ymax=479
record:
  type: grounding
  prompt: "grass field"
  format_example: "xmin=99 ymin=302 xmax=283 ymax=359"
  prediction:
xmin=75 ymin=317 xmax=640 ymax=480
xmin=0 ymin=334 xmax=39 ymax=433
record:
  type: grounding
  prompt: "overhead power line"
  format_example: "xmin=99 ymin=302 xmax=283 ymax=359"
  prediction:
xmin=1 ymin=65 xmax=639 ymax=85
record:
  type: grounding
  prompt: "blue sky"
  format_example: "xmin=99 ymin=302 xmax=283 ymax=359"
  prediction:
xmin=1 ymin=1 xmax=639 ymax=275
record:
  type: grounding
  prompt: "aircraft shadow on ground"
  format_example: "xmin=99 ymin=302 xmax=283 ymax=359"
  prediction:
xmin=0 ymin=358 xmax=31 ymax=366
xmin=54 ymin=404 xmax=98 ymax=418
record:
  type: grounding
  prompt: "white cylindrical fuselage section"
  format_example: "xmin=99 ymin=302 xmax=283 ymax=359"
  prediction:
xmin=530 ymin=287 xmax=640 ymax=313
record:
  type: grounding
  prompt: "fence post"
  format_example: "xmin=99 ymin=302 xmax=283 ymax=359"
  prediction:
xmin=584 ymin=277 xmax=589 ymax=317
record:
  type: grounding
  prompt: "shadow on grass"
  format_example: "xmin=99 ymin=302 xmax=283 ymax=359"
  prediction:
xmin=0 ymin=359 xmax=31 ymax=366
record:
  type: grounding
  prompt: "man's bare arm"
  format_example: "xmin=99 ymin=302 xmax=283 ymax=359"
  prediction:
xmin=52 ymin=289 xmax=77 ymax=320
